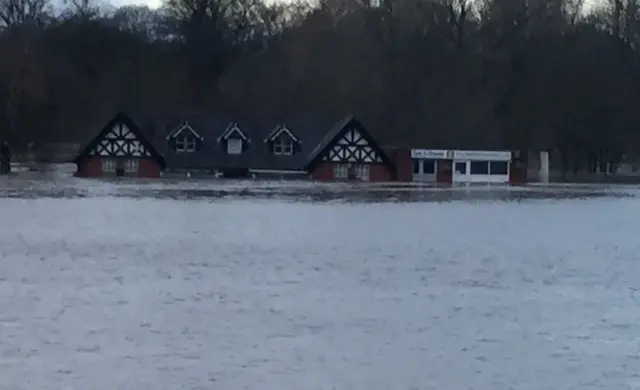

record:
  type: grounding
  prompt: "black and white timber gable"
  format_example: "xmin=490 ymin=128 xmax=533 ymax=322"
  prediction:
xmin=305 ymin=116 xmax=393 ymax=170
xmin=325 ymin=127 xmax=382 ymax=163
xmin=74 ymin=112 xmax=165 ymax=167
xmin=166 ymin=121 xmax=203 ymax=153
xmin=89 ymin=123 xmax=150 ymax=157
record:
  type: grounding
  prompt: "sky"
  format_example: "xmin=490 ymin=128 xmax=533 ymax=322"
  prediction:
xmin=103 ymin=0 xmax=161 ymax=9
xmin=115 ymin=0 xmax=600 ymax=12
xmin=119 ymin=0 xmax=161 ymax=8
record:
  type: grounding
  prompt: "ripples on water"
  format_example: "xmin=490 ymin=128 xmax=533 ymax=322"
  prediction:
xmin=1 ymin=175 xmax=640 ymax=389
xmin=0 ymin=175 xmax=636 ymax=202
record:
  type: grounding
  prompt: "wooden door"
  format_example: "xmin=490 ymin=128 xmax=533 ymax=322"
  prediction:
xmin=116 ymin=160 xmax=125 ymax=177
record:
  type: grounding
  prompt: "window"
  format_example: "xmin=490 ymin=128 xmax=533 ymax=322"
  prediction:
xmin=273 ymin=137 xmax=293 ymax=155
xmin=176 ymin=136 xmax=196 ymax=152
xmin=422 ymin=160 xmax=436 ymax=174
xmin=334 ymin=164 xmax=369 ymax=180
xmin=413 ymin=159 xmax=436 ymax=174
xmin=101 ymin=159 xmax=116 ymax=173
xmin=334 ymin=164 xmax=348 ymax=179
xmin=125 ymin=159 xmax=139 ymax=173
xmin=490 ymin=161 xmax=509 ymax=175
xmin=470 ymin=161 xmax=489 ymax=175
xmin=455 ymin=161 xmax=467 ymax=174
xmin=354 ymin=164 xmax=370 ymax=181
xmin=227 ymin=138 xmax=243 ymax=155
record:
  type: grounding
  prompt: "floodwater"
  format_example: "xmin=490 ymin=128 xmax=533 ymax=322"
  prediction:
xmin=1 ymin=175 xmax=640 ymax=389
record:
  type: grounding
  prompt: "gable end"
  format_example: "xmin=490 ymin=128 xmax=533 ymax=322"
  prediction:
xmin=74 ymin=112 xmax=165 ymax=168
xmin=217 ymin=122 xmax=250 ymax=143
xmin=166 ymin=121 xmax=203 ymax=141
xmin=263 ymin=124 xmax=300 ymax=143
xmin=304 ymin=116 xmax=393 ymax=170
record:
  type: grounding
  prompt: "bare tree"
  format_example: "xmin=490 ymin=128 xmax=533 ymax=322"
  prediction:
xmin=111 ymin=5 xmax=161 ymax=39
xmin=0 ymin=0 xmax=49 ymax=26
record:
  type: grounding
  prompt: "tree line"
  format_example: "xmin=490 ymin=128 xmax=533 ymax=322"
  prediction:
xmin=0 ymin=0 xmax=639 ymax=171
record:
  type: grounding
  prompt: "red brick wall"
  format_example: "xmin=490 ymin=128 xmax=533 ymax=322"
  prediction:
xmin=138 ymin=158 xmax=161 ymax=178
xmin=389 ymin=147 xmax=412 ymax=182
xmin=509 ymin=161 xmax=528 ymax=184
xmin=309 ymin=162 xmax=393 ymax=182
xmin=76 ymin=157 xmax=161 ymax=178
xmin=310 ymin=163 xmax=333 ymax=180
xmin=76 ymin=157 xmax=102 ymax=177
xmin=369 ymin=164 xmax=393 ymax=181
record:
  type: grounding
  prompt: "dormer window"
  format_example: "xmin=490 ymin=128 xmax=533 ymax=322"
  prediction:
xmin=175 ymin=136 xmax=196 ymax=152
xmin=264 ymin=123 xmax=299 ymax=156
xmin=166 ymin=121 xmax=203 ymax=153
xmin=217 ymin=122 xmax=250 ymax=155
xmin=227 ymin=138 xmax=243 ymax=154
xmin=273 ymin=135 xmax=293 ymax=155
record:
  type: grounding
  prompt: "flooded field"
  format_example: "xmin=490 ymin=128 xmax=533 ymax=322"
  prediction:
xmin=1 ymin=175 xmax=640 ymax=389
xmin=0 ymin=171 xmax=638 ymax=202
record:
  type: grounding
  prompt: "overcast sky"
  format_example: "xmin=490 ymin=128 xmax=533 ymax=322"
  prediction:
xmin=113 ymin=0 xmax=602 ymax=12
xmin=109 ymin=0 xmax=161 ymax=8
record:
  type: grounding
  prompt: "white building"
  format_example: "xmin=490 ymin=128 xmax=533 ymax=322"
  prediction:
xmin=411 ymin=149 xmax=513 ymax=184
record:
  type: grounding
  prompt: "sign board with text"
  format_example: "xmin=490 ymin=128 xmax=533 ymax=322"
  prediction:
xmin=453 ymin=150 xmax=511 ymax=161
xmin=411 ymin=149 xmax=452 ymax=159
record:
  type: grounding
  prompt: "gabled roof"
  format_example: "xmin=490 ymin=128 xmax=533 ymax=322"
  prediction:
xmin=248 ymin=115 xmax=329 ymax=171
xmin=151 ymin=113 xmax=231 ymax=170
xmin=263 ymin=124 xmax=300 ymax=143
xmin=74 ymin=111 xmax=166 ymax=168
xmin=151 ymin=113 xmax=333 ymax=172
xmin=165 ymin=121 xmax=204 ymax=141
xmin=304 ymin=115 xmax=394 ymax=170
xmin=216 ymin=122 xmax=250 ymax=142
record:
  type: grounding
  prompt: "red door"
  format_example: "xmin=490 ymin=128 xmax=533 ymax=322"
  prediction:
xmin=509 ymin=150 xmax=528 ymax=184
xmin=509 ymin=161 xmax=527 ymax=184
xmin=436 ymin=160 xmax=453 ymax=184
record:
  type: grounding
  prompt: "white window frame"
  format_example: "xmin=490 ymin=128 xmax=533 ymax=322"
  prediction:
xmin=454 ymin=161 xmax=468 ymax=175
xmin=334 ymin=164 xmax=348 ymax=179
xmin=175 ymin=136 xmax=196 ymax=152
xmin=354 ymin=164 xmax=370 ymax=181
xmin=227 ymin=138 xmax=243 ymax=155
xmin=124 ymin=159 xmax=139 ymax=173
xmin=273 ymin=137 xmax=293 ymax=155
xmin=101 ymin=159 xmax=116 ymax=173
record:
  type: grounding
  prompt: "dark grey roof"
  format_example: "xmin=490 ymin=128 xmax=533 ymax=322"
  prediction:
xmin=147 ymin=113 xmax=336 ymax=172
xmin=248 ymin=115 xmax=332 ymax=171
xmin=305 ymin=115 xmax=354 ymax=166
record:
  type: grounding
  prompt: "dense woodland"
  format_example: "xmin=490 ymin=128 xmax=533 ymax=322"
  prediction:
xmin=0 ymin=0 xmax=639 ymax=168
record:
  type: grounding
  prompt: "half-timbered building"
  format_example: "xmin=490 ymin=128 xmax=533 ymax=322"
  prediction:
xmin=74 ymin=112 xmax=165 ymax=177
xmin=149 ymin=114 xmax=334 ymax=179
xmin=305 ymin=116 xmax=395 ymax=181
xmin=74 ymin=112 xmax=394 ymax=181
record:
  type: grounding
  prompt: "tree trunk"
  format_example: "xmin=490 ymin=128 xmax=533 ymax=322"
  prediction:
xmin=0 ymin=142 xmax=11 ymax=175
xmin=2 ymin=84 xmax=17 ymax=175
